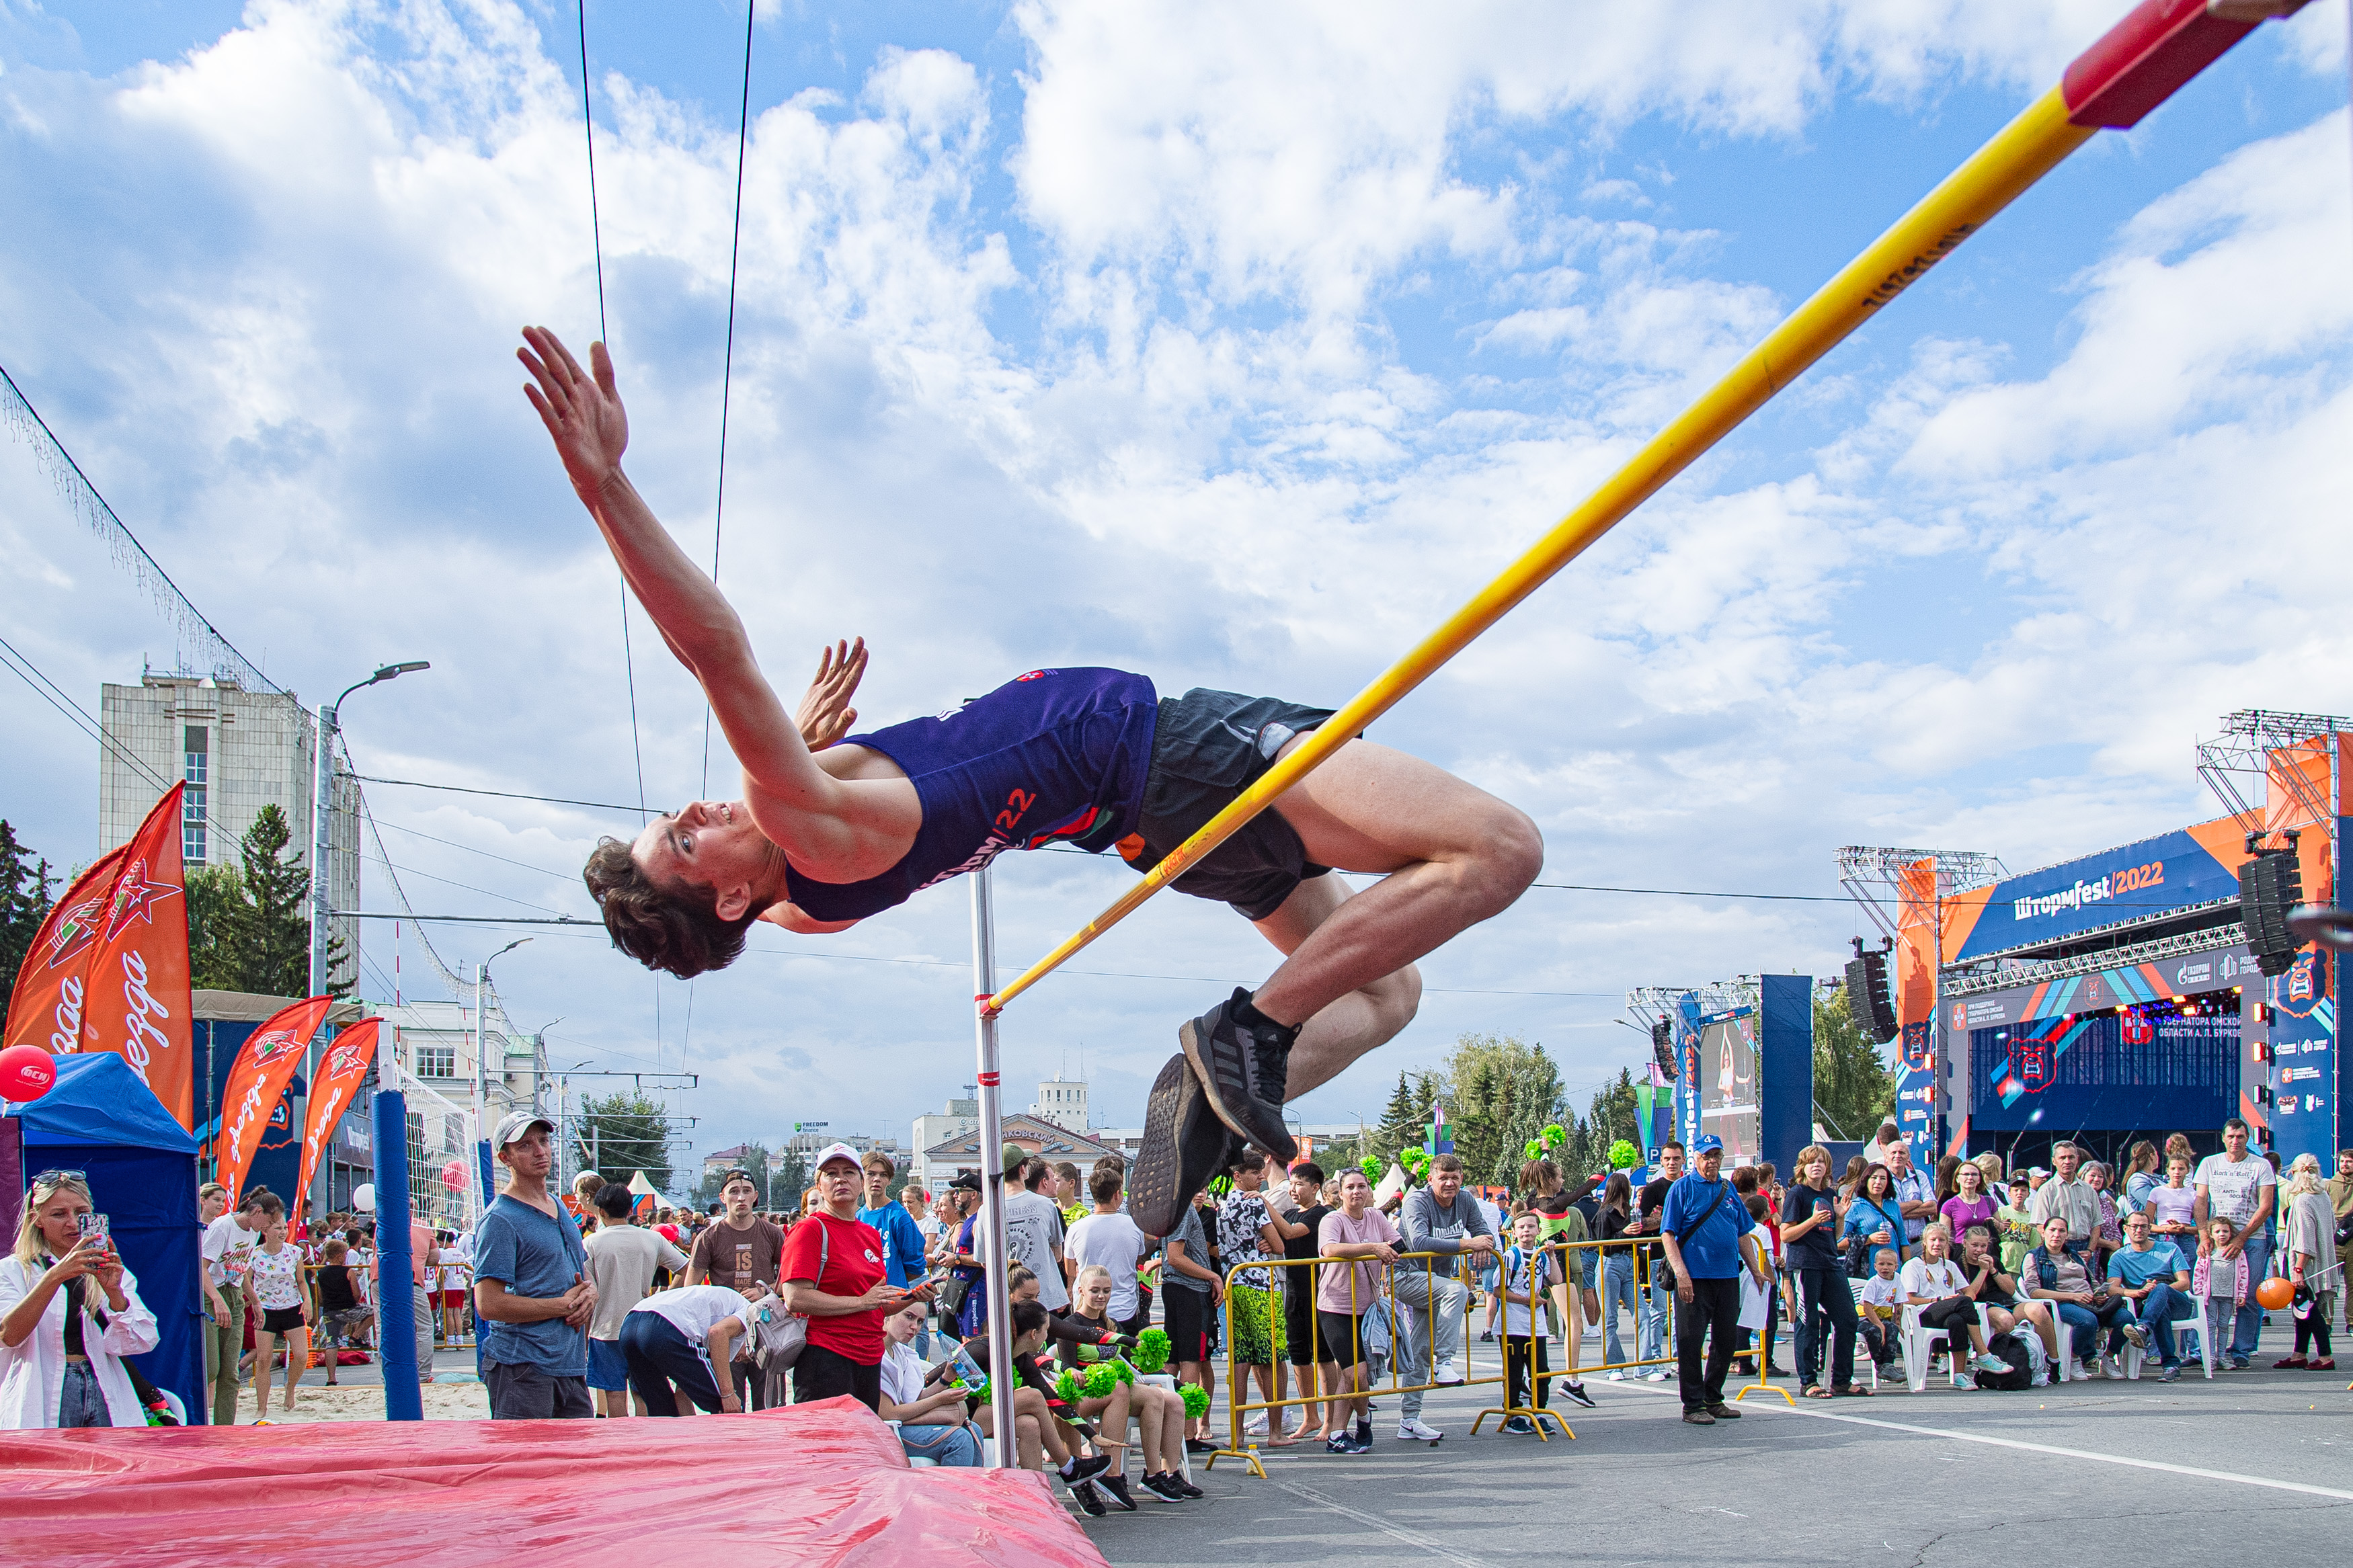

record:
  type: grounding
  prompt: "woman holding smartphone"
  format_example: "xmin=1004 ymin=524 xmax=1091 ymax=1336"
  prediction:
xmin=0 ymin=1171 xmax=159 ymax=1428
xmin=242 ymin=1207 xmax=314 ymax=1420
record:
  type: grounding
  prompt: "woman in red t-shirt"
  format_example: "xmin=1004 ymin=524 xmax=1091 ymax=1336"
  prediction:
xmin=781 ymin=1145 xmax=905 ymax=1409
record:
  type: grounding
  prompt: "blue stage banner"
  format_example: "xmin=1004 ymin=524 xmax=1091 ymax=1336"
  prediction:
xmin=1953 ymin=826 xmax=2240 ymax=961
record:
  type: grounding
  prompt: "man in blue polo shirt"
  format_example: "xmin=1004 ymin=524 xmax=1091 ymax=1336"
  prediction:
xmin=472 ymin=1110 xmax=596 ymax=1419
xmin=1659 ymin=1134 xmax=1766 ymax=1426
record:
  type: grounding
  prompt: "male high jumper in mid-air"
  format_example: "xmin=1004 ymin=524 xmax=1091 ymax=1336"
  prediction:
xmin=519 ymin=325 xmax=1541 ymax=1234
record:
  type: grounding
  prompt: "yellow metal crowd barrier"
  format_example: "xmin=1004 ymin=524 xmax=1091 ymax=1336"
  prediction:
xmin=1204 ymin=1237 xmax=1683 ymax=1474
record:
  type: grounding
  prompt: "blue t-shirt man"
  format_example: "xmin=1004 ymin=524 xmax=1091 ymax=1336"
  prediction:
xmin=475 ymin=1192 xmax=591 ymax=1376
xmin=858 ymin=1198 xmax=930 ymax=1289
xmin=1660 ymin=1167 xmax=1757 ymax=1280
xmin=2107 ymin=1239 xmax=2190 ymax=1290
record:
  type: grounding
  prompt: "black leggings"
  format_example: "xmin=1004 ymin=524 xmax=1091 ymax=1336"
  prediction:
xmin=2295 ymin=1307 xmax=2334 ymax=1358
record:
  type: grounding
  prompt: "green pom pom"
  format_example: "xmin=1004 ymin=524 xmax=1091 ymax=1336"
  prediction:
xmin=1054 ymin=1368 xmax=1082 ymax=1405
xmin=1113 ymin=1359 xmax=1135 ymax=1387
xmin=1608 ymin=1139 xmax=1640 ymax=1170
xmin=1358 ymin=1155 xmax=1384 ymax=1179
xmin=1179 ymin=1383 xmax=1210 ymax=1419
xmin=1084 ymin=1363 xmax=1119 ymax=1398
xmin=1542 ymin=1124 xmax=1567 ymax=1149
xmin=1133 ymin=1328 xmax=1171 ymax=1374
xmin=1523 ymin=1139 xmax=1542 ymax=1160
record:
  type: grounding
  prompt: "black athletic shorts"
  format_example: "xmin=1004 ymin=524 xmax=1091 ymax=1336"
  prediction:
xmin=1127 ymin=688 xmax=1340 ymax=921
xmin=1162 ymin=1286 xmax=1212 ymax=1366
xmin=1284 ymin=1284 xmax=1326 ymax=1366
xmin=1316 ymin=1311 xmax=1367 ymax=1367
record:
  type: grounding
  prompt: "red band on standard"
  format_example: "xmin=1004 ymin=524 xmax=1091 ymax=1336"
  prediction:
xmin=2061 ymin=0 xmax=2260 ymax=130
xmin=978 ymin=1072 xmax=1000 ymax=1086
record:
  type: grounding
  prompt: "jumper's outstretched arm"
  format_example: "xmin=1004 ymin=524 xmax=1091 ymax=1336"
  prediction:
xmin=520 ymin=327 xmax=906 ymax=872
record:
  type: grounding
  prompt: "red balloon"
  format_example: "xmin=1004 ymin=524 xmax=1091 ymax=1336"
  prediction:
xmin=2256 ymin=1276 xmax=2295 ymax=1311
xmin=0 ymin=1044 xmax=56 ymax=1101
xmin=441 ymin=1158 xmax=468 ymax=1190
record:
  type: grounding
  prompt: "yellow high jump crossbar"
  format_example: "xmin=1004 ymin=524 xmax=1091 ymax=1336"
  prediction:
xmin=984 ymin=0 xmax=2311 ymax=1016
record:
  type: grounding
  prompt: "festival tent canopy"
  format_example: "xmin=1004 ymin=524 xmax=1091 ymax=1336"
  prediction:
xmin=8 ymin=1052 xmax=203 ymax=1423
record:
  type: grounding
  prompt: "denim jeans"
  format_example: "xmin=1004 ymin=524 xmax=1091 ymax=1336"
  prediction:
xmin=1391 ymin=1268 xmax=1466 ymax=1420
xmin=899 ymin=1421 xmax=983 ymax=1466
xmin=2227 ymin=1233 xmax=2274 ymax=1360
xmin=2140 ymin=1282 xmax=2198 ymax=1365
xmin=1600 ymin=1254 xmax=1639 ymax=1368
xmin=2052 ymin=1298 xmax=2135 ymax=1361
xmin=1640 ymin=1260 xmax=1673 ymax=1366
xmin=1791 ymin=1266 xmax=1859 ymax=1389
xmin=59 ymin=1360 xmax=113 ymax=1428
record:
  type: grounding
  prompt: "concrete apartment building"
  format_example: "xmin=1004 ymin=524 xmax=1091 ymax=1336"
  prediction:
xmin=98 ymin=668 xmax=360 ymax=991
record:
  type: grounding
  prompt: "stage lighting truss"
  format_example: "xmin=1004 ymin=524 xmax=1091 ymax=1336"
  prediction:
xmin=2196 ymin=709 xmax=2351 ymax=843
xmin=1941 ymin=917 xmax=2250 ymax=999
xmin=1835 ymin=846 xmax=2007 ymax=946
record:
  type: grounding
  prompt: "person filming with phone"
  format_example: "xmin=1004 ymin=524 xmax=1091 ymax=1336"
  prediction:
xmin=0 ymin=1170 xmax=159 ymax=1428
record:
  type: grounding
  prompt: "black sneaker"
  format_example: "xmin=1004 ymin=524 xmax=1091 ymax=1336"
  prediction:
xmin=1174 ymin=1471 xmax=1206 ymax=1497
xmin=1132 ymin=1054 xmax=1234 ymax=1236
xmin=1096 ymin=1475 xmax=1139 ymax=1512
xmin=1180 ymin=987 xmax=1297 ymax=1160
xmin=1070 ymin=1479 xmax=1107 ymax=1516
xmin=1559 ymin=1380 xmax=1597 ymax=1409
xmin=1062 ymin=1451 xmax=1113 ymax=1484
xmin=1184 ymin=1437 xmax=1219 ymax=1456
xmin=1142 ymin=1471 xmax=1191 ymax=1502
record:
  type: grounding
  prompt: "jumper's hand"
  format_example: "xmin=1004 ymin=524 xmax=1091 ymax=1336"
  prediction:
xmin=797 ymin=638 xmax=869 ymax=749
xmin=519 ymin=327 xmax=629 ymax=497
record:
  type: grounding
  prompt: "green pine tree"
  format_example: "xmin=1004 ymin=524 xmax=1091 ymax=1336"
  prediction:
xmin=0 ymin=820 xmax=56 ymax=1004
xmin=1814 ymin=986 xmax=1895 ymax=1142
xmin=225 ymin=805 xmax=348 ymax=998
xmin=184 ymin=865 xmax=249 ymax=991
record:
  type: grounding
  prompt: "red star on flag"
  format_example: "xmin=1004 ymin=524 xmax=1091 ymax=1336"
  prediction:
xmin=102 ymin=858 xmax=183 ymax=944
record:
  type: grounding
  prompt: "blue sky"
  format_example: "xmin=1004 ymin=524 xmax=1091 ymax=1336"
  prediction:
xmin=2 ymin=1 xmax=2348 ymax=1163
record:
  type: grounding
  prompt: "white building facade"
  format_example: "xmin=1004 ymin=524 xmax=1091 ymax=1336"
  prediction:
xmin=99 ymin=669 xmax=360 ymax=991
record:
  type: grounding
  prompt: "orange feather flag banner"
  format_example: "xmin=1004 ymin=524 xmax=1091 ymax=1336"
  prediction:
xmin=5 ymin=783 xmax=195 ymax=1128
xmin=293 ymin=1019 xmax=380 ymax=1216
xmin=218 ymin=995 xmax=334 ymax=1206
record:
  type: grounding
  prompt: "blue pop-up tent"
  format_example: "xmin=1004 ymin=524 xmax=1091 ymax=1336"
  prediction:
xmin=9 ymin=1053 xmax=203 ymax=1423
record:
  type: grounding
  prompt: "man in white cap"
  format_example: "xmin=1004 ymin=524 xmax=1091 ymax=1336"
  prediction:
xmin=473 ymin=1109 xmax=598 ymax=1419
xmin=780 ymin=1142 xmax=904 ymax=1409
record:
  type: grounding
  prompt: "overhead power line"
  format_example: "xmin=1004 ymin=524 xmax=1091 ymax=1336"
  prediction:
xmin=2 ymin=361 xmax=276 ymax=692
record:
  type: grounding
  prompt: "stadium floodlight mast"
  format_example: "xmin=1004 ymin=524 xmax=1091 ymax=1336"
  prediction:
xmin=309 ymin=660 xmax=431 ymax=999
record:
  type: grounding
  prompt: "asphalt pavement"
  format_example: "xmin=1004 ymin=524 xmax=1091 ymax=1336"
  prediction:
xmin=1079 ymin=1353 xmax=2353 ymax=1565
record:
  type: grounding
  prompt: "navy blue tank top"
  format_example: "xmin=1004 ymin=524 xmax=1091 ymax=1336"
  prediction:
xmin=780 ymin=668 xmax=1158 ymax=922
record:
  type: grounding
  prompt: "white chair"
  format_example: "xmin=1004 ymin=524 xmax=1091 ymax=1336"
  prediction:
xmin=1899 ymin=1304 xmax=1977 ymax=1392
xmin=1135 ymin=1373 xmax=1195 ymax=1485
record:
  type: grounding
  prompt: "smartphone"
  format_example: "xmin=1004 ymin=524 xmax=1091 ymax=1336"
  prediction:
xmin=77 ymin=1212 xmax=110 ymax=1251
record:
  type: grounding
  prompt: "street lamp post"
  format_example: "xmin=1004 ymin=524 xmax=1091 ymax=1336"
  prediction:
xmin=474 ymin=938 xmax=532 ymax=1159
xmin=310 ymin=660 xmax=430 ymax=999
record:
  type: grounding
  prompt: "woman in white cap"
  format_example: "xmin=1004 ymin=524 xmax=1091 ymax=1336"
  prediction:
xmin=781 ymin=1142 xmax=907 ymax=1409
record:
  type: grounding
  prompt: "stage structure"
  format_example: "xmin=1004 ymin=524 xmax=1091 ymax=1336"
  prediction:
xmin=1630 ymin=977 xmax=1813 ymax=1174
xmin=1854 ymin=712 xmax=2348 ymax=1172
xmin=1837 ymin=848 xmax=2008 ymax=1168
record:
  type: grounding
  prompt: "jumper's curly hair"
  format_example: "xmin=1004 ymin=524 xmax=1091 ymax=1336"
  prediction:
xmin=584 ymin=836 xmax=756 ymax=978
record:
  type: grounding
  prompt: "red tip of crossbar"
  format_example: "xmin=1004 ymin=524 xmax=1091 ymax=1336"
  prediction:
xmin=978 ymin=1072 xmax=1000 ymax=1087
xmin=2061 ymin=0 xmax=2294 ymax=130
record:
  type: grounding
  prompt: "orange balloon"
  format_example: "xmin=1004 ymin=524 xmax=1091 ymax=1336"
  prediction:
xmin=2255 ymin=1277 xmax=2295 ymax=1311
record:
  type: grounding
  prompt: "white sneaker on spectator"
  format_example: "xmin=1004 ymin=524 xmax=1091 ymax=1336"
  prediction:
xmin=1644 ymin=1370 xmax=1670 ymax=1382
xmin=2078 ymin=1360 xmax=2103 ymax=1380
xmin=1972 ymin=1352 xmax=2008 ymax=1376
xmin=1243 ymin=1413 xmax=1269 ymax=1436
xmin=1952 ymin=1374 xmax=1977 ymax=1391
xmin=1398 ymin=1417 xmax=1444 ymax=1442
xmin=2102 ymin=1355 xmax=2124 ymax=1380
xmin=1605 ymin=1370 xmax=1625 ymax=1381
xmin=1433 ymin=1358 xmax=1464 ymax=1386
